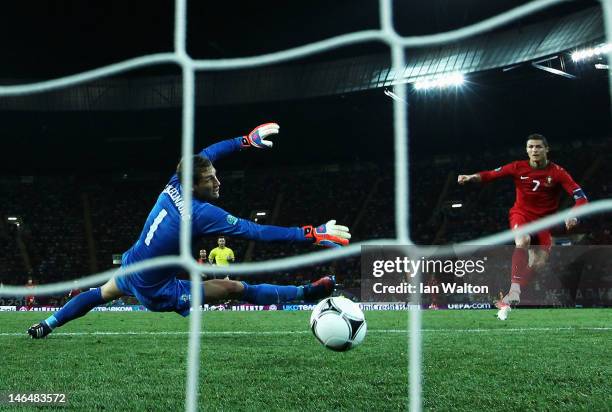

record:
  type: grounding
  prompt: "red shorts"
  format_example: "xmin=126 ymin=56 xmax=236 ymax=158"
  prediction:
xmin=509 ymin=211 xmax=552 ymax=251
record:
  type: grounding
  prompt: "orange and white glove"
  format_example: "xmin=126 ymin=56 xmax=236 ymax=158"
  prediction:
xmin=241 ymin=123 xmax=279 ymax=149
xmin=302 ymin=220 xmax=351 ymax=248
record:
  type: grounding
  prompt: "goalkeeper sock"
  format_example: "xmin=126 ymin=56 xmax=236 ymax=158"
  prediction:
xmin=241 ymin=282 xmax=304 ymax=305
xmin=45 ymin=288 xmax=105 ymax=329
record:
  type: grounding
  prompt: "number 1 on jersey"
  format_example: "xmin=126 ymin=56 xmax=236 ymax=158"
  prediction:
xmin=145 ymin=209 xmax=168 ymax=246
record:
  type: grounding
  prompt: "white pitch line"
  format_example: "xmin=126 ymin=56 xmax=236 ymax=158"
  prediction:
xmin=0 ymin=327 xmax=610 ymax=337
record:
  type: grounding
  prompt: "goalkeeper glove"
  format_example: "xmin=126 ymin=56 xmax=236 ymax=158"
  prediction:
xmin=302 ymin=220 xmax=351 ymax=248
xmin=241 ymin=123 xmax=279 ymax=149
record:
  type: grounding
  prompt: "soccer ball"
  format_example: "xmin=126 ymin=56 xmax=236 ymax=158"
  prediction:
xmin=310 ymin=297 xmax=367 ymax=351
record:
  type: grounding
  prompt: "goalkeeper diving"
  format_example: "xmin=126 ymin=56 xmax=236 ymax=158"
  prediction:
xmin=28 ymin=123 xmax=350 ymax=339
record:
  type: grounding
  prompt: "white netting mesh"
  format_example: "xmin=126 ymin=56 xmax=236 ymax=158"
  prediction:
xmin=1 ymin=0 xmax=611 ymax=410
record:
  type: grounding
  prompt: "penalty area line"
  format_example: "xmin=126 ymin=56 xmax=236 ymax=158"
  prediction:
xmin=0 ymin=327 xmax=610 ymax=337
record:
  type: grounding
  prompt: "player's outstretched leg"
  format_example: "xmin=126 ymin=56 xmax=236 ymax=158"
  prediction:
xmin=27 ymin=279 xmax=122 ymax=339
xmin=204 ymin=276 xmax=336 ymax=305
xmin=241 ymin=275 xmax=335 ymax=304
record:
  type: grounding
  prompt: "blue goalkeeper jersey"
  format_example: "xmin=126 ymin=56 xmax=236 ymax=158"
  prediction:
xmin=121 ymin=137 xmax=305 ymax=284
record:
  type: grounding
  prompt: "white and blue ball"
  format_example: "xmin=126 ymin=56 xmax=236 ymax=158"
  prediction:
xmin=310 ymin=297 xmax=367 ymax=351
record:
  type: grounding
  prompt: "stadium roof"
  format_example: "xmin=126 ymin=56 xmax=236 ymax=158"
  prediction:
xmin=0 ymin=1 xmax=604 ymax=110
xmin=0 ymin=0 xmax=608 ymax=172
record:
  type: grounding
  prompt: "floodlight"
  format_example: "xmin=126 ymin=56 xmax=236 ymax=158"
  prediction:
xmin=414 ymin=73 xmax=464 ymax=91
xmin=571 ymin=43 xmax=612 ymax=62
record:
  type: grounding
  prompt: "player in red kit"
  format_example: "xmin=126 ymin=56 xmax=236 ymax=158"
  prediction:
xmin=197 ymin=249 xmax=208 ymax=265
xmin=25 ymin=277 xmax=36 ymax=309
xmin=457 ymin=134 xmax=588 ymax=319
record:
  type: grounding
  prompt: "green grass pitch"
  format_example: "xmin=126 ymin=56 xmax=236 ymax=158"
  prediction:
xmin=0 ymin=309 xmax=610 ymax=411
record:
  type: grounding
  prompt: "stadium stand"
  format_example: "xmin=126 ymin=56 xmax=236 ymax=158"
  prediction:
xmin=1 ymin=137 xmax=610 ymax=299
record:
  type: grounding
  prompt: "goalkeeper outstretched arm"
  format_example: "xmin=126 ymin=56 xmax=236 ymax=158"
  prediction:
xmin=194 ymin=204 xmax=351 ymax=248
xmin=198 ymin=123 xmax=280 ymax=164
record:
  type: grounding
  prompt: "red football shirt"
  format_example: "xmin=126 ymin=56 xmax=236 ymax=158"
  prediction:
xmin=25 ymin=283 xmax=36 ymax=306
xmin=478 ymin=160 xmax=587 ymax=218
